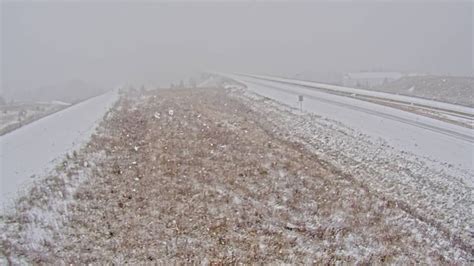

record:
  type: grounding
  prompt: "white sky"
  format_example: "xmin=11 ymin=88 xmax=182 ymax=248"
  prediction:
xmin=1 ymin=1 xmax=472 ymax=93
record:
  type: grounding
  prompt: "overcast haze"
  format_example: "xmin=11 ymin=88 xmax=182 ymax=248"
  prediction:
xmin=1 ymin=1 xmax=472 ymax=95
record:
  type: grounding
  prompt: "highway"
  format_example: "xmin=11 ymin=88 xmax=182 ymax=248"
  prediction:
xmin=0 ymin=90 xmax=118 ymax=209
xmin=224 ymin=73 xmax=474 ymax=175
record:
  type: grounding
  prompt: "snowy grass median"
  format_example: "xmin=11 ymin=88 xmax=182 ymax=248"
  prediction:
xmin=1 ymin=87 xmax=472 ymax=263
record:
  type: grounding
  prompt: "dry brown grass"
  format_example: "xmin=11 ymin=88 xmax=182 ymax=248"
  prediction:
xmin=1 ymin=88 xmax=471 ymax=264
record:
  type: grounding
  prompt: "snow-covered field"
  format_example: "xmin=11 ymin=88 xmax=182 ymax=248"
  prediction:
xmin=0 ymin=90 xmax=118 ymax=210
xmin=372 ymin=75 xmax=474 ymax=108
xmin=0 ymin=102 xmax=69 ymax=136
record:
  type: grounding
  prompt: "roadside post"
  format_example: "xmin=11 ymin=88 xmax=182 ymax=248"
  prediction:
xmin=298 ymin=95 xmax=303 ymax=112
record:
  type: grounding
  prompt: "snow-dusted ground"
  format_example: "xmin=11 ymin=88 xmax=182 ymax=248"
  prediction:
xmin=0 ymin=102 xmax=69 ymax=135
xmin=228 ymin=87 xmax=473 ymax=260
xmin=223 ymin=74 xmax=474 ymax=180
xmin=2 ymin=87 xmax=472 ymax=263
xmin=0 ymin=90 xmax=118 ymax=210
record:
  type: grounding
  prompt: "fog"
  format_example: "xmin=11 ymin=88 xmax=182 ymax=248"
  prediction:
xmin=1 ymin=1 xmax=472 ymax=97
xmin=2 ymin=2 xmax=474 ymax=261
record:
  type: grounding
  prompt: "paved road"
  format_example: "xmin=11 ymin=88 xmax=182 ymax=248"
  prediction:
xmin=226 ymin=74 xmax=474 ymax=175
xmin=0 ymin=90 xmax=118 ymax=209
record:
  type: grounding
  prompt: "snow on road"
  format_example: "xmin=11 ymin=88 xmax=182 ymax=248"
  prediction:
xmin=224 ymin=74 xmax=474 ymax=179
xmin=0 ymin=90 xmax=118 ymax=209
xmin=241 ymin=73 xmax=474 ymax=116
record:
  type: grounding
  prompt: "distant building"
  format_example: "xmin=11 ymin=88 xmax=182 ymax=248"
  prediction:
xmin=343 ymin=72 xmax=404 ymax=88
